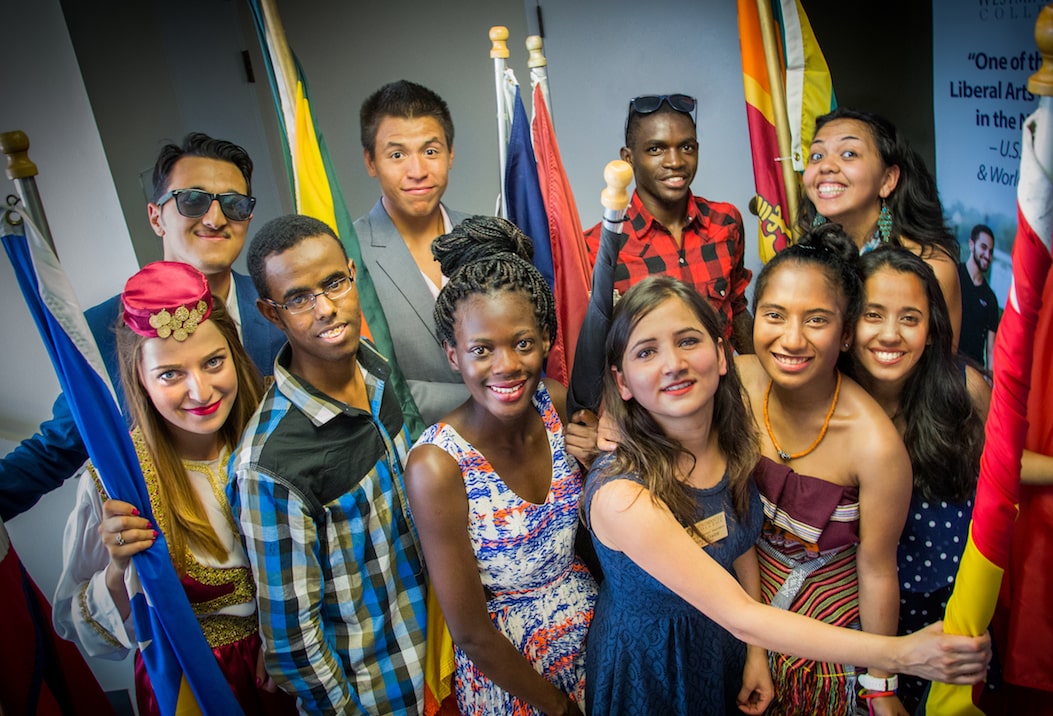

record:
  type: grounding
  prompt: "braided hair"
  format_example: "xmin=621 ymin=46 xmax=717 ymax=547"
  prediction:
xmin=432 ymin=215 xmax=557 ymax=347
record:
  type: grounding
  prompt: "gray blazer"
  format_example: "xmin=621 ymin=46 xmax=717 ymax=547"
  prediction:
xmin=355 ymin=199 xmax=472 ymax=425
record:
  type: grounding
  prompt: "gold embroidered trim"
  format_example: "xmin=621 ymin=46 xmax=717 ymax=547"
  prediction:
xmin=186 ymin=563 xmax=256 ymax=615
xmin=131 ymin=432 xmax=256 ymax=612
xmin=198 ymin=612 xmax=258 ymax=648
xmin=78 ymin=581 xmax=123 ymax=648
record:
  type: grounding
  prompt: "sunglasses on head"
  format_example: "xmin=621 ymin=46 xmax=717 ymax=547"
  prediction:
xmin=628 ymin=94 xmax=698 ymax=122
xmin=156 ymin=189 xmax=256 ymax=222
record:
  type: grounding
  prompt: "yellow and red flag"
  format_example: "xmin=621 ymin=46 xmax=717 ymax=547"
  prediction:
xmin=927 ymin=99 xmax=1053 ymax=714
xmin=737 ymin=0 xmax=834 ymax=262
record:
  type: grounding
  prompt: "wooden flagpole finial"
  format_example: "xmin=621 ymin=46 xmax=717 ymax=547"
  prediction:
xmin=489 ymin=26 xmax=510 ymax=59
xmin=526 ymin=35 xmax=547 ymax=68
xmin=0 ymin=130 xmax=38 ymax=181
xmin=1029 ymin=4 xmax=1053 ymax=96
xmin=602 ymin=160 xmax=633 ymax=212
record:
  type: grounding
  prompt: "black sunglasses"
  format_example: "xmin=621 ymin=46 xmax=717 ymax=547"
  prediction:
xmin=156 ymin=189 xmax=256 ymax=222
xmin=626 ymin=94 xmax=698 ymax=132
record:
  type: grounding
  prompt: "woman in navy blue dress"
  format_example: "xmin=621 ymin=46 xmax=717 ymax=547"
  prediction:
xmin=583 ymin=275 xmax=992 ymax=716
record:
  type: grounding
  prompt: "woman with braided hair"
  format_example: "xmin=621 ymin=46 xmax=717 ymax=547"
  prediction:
xmin=404 ymin=216 xmax=597 ymax=716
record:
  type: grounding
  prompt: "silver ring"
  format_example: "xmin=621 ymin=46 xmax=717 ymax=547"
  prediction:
xmin=116 ymin=531 xmax=126 ymax=546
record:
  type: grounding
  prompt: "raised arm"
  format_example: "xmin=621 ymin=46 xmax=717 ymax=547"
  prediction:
xmin=588 ymin=477 xmax=989 ymax=682
xmin=404 ymin=444 xmax=582 ymax=716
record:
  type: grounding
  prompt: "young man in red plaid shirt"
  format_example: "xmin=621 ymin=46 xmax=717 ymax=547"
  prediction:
xmin=585 ymin=94 xmax=754 ymax=353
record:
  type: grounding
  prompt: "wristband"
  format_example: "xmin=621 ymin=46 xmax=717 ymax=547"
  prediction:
xmin=857 ymin=672 xmax=898 ymax=692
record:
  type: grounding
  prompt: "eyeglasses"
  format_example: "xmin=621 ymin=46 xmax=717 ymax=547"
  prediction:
xmin=629 ymin=94 xmax=697 ymax=119
xmin=264 ymin=275 xmax=355 ymax=314
xmin=156 ymin=189 xmax=256 ymax=222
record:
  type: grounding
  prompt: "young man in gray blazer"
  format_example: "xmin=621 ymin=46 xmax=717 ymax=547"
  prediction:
xmin=355 ymin=80 xmax=471 ymax=425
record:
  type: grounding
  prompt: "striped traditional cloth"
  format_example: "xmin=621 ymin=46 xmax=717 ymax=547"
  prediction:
xmin=758 ymin=540 xmax=859 ymax=716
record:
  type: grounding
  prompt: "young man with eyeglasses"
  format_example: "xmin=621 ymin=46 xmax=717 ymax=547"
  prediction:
xmin=232 ymin=214 xmax=427 ymax=715
xmin=354 ymin=80 xmax=472 ymax=425
xmin=585 ymin=94 xmax=754 ymax=353
xmin=0 ymin=133 xmax=285 ymax=520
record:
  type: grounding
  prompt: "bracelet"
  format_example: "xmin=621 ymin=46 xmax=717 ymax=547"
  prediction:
xmin=859 ymin=689 xmax=896 ymax=700
xmin=857 ymin=672 xmax=899 ymax=692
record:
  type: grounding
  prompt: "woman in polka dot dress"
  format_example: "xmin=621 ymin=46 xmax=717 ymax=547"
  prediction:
xmin=843 ymin=247 xmax=989 ymax=711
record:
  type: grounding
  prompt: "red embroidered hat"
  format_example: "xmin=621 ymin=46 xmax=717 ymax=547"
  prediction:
xmin=121 ymin=261 xmax=213 ymax=341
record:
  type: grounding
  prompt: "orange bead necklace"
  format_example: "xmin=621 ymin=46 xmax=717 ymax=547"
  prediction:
xmin=763 ymin=370 xmax=842 ymax=462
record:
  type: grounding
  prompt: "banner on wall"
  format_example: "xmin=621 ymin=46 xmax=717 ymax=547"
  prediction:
xmin=932 ymin=0 xmax=1043 ymax=317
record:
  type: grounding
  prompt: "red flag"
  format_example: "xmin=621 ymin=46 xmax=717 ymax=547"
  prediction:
xmin=996 ymin=227 xmax=1053 ymax=693
xmin=531 ymin=82 xmax=591 ymax=387
xmin=928 ymin=101 xmax=1053 ymax=713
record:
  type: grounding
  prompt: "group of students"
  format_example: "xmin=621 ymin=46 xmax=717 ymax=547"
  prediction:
xmin=31 ymin=93 xmax=1004 ymax=716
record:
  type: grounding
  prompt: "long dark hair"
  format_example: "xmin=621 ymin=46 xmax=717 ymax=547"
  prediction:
xmin=845 ymin=247 xmax=982 ymax=502
xmin=599 ymin=276 xmax=758 ymax=524
xmin=798 ymin=107 xmax=958 ymax=260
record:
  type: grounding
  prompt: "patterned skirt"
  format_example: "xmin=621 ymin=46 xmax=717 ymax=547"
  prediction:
xmin=758 ymin=541 xmax=860 ymax=716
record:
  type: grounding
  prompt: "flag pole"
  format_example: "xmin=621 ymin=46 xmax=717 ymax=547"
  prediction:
xmin=490 ymin=26 xmax=511 ymax=218
xmin=755 ymin=0 xmax=800 ymax=234
xmin=0 ymin=130 xmax=57 ymax=255
xmin=526 ymin=35 xmax=551 ymax=115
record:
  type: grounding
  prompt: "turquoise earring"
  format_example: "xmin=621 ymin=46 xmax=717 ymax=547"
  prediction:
xmin=877 ymin=199 xmax=892 ymax=243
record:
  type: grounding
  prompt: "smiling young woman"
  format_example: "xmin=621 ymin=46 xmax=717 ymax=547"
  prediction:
xmin=799 ymin=108 xmax=963 ymax=352
xmin=404 ymin=216 xmax=597 ymax=716
xmin=52 ymin=262 xmax=292 ymax=716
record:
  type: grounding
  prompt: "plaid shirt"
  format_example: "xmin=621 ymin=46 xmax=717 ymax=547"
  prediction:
xmin=228 ymin=341 xmax=426 ymax=715
xmin=585 ymin=191 xmax=752 ymax=339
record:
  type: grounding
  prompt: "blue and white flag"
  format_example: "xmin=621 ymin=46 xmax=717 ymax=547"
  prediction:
xmin=2 ymin=221 xmax=242 ymax=716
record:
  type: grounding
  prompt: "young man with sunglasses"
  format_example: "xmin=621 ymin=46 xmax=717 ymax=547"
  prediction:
xmin=232 ymin=214 xmax=427 ymax=715
xmin=0 ymin=133 xmax=285 ymax=520
xmin=354 ymin=80 xmax=471 ymax=426
xmin=585 ymin=94 xmax=754 ymax=353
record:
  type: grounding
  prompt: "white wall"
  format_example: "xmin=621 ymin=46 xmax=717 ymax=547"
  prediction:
xmin=0 ymin=0 xmax=138 ymax=702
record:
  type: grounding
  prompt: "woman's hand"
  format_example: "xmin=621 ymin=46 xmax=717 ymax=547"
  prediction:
xmin=897 ymin=622 xmax=991 ymax=684
xmin=548 ymin=694 xmax=583 ymax=716
xmin=867 ymin=693 xmax=909 ymax=716
xmin=99 ymin=499 xmax=155 ymax=573
xmin=255 ymin=645 xmax=278 ymax=693
xmin=737 ymin=648 xmax=773 ymax=714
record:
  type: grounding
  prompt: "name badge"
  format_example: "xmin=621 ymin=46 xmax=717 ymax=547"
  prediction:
xmin=691 ymin=511 xmax=729 ymax=545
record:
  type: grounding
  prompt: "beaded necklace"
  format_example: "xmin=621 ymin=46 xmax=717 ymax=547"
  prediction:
xmin=763 ymin=370 xmax=842 ymax=462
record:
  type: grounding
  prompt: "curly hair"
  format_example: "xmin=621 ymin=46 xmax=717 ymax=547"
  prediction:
xmin=844 ymin=247 xmax=982 ymax=502
xmin=432 ymin=215 xmax=556 ymax=348
xmin=798 ymin=107 xmax=957 ymax=261
xmin=247 ymin=214 xmax=345 ymax=301
xmin=598 ymin=275 xmax=759 ymax=526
